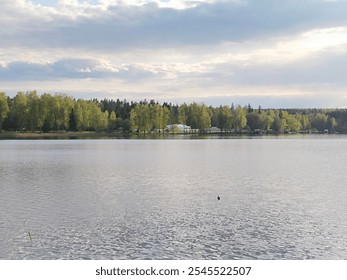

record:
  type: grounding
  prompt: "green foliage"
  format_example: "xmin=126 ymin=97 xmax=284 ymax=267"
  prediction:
xmin=90 ymin=102 xmax=108 ymax=131
xmin=130 ymin=104 xmax=153 ymax=134
xmin=2 ymin=91 xmax=347 ymax=135
xmin=74 ymin=100 xmax=85 ymax=131
xmin=4 ymin=92 xmax=108 ymax=132
xmin=329 ymin=117 xmax=337 ymax=133
xmin=0 ymin=92 xmax=10 ymax=131
xmin=27 ymin=91 xmax=42 ymax=130
xmin=40 ymin=93 xmax=55 ymax=131
xmin=178 ymin=102 xmax=212 ymax=132
xmin=300 ymin=114 xmax=310 ymax=131
xmin=178 ymin=103 xmax=189 ymax=125
xmin=153 ymin=104 xmax=170 ymax=131
xmin=122 ymin=119 xmax=131 ymax=132
xmin=217 ymin=106 xmax=232 ymax=132
xmin=311 ymin=113 xmax=328 ymax=132
xmin=12 ymin=92 xmax=29 ymax=130
xmin=233 ymin=106 xmax=247 ymax=130
xmin=130 ymin=103 xmax=169 ymax=134
xmin=288 ymin=114 xmax=302 ymax=132
xmin=247 ymin=111 xmax=264 ymax=130
xmin=261 ymin=110 xmax=274 ymax=131
xmin=108 ymin=111 xmax=117 ymax=131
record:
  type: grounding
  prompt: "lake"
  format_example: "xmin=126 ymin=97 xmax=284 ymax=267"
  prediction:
xmin=0 ymin=136 xmax=347 ymax=259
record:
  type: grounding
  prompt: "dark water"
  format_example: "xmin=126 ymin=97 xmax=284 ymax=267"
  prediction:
xmin=0 ymin=137 xmax=347 ymax=259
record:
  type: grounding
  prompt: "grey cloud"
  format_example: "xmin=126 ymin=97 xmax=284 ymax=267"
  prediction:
xmin=198 ymin=49 xmax=347 ymax=88
xmin=3 ymin=0 xmax=347 ymax=109
xmin=0 ymin=62 xmax=51 ymax=81
xmin=0 ymin=59 xmax=158 ymax=81
xmin=2 ymin=0 xmax=347 ymax=51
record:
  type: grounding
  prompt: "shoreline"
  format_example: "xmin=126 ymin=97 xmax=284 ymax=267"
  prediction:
xmin=0 ymin=130 xmax=338 ymax=140
xmin=0 ymin=131 xmax=128 ymax=140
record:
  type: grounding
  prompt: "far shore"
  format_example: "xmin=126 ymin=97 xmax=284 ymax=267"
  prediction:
xmin=0 ymin=131 xmax=128 ymax=140
xmin=0 ymin=130 xmax=339 ymax=140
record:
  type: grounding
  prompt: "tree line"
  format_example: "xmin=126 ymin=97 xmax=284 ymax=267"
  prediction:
xmin=1 ymin=91 xmax=347 ymax=134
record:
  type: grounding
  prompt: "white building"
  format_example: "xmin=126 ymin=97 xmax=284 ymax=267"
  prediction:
xmin=166 ymin=124 xmax=191 ymax=133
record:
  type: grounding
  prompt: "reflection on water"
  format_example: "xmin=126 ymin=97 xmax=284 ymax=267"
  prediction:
xmin=0 ymin=137 xmax=347 ymax=259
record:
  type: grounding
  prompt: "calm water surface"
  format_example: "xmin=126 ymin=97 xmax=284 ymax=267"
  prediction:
xmin=0 ymin=136 xmax=347 ymax=259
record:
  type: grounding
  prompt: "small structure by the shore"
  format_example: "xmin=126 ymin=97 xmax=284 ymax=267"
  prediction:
xmin=166 ymin=124 xmax=191 ymax=133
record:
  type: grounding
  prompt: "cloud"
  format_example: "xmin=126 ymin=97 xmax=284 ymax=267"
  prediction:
xmin=2 ymin=0 xmax=347 ymax=108
xmin=2 ymin=0 xmax=347 ymax=51
xmin=0 ymin=59 xmax=165 ymax=81
xmin=2 ymin=0 xmax=347 ymax=60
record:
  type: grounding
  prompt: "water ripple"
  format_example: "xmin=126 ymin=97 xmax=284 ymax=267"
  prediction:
xmin=1 ymin=139 xmax=347 ymax=259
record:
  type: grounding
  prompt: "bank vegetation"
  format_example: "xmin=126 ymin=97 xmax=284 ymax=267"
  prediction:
xmin=0 ymin=91 xmax=346 ymax=135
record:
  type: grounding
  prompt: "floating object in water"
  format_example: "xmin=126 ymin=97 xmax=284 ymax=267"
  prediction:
xmin=217 ymin=195 xmax=220 ymax=201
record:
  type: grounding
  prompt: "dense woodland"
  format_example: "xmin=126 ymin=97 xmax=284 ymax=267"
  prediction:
xmin=1 ymin=91 xmax=347 ymax=134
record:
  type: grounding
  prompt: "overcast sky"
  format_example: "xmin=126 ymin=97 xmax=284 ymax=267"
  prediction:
xmin=1 ymin=0 xmax=347 ymax=107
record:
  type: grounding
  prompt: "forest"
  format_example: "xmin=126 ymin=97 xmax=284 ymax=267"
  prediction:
xmin=1 ymin=91 xmax=347 ymax=135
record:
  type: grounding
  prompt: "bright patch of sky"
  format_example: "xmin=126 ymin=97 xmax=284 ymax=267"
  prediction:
xmin=2 ymin=0 xmax=347 ymax=107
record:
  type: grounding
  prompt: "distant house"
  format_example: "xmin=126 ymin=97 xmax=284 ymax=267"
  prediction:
xmin=166 ymin=124 xmax=191 ymax=133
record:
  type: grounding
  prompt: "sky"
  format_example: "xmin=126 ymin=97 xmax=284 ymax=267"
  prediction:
xmin=1 ymin=0 xmax=347 ymax=108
